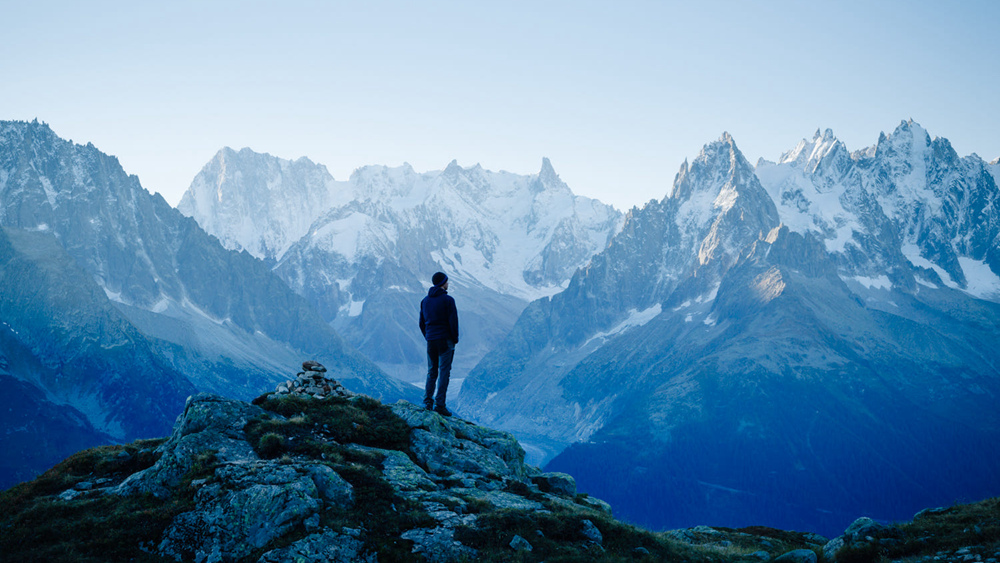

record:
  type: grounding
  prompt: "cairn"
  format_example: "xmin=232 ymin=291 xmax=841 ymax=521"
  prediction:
xmin=271 ymin=361 xmax=354 ymax=400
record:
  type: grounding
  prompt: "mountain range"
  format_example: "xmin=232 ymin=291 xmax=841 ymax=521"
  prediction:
xmin=457 ymin=121 xmax=1000 ymax=536
xmin=178 ymin=149 xmax=622 ymax=384
xmin=3 ymin=117 xmax=999 ymax=539
xmin=0 ymin=120 xmax=410 ymax=488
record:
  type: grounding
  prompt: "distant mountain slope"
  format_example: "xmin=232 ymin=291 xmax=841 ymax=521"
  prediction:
xmin=0 ymin=120 xmax=411 ymax=487
xmin=179 ymin=150 xmax=622 ymax=382
xmin=0 ymin=226 xmax=194 ymax=488
xmin=457 ymin=123 xmax=1000 ymax=536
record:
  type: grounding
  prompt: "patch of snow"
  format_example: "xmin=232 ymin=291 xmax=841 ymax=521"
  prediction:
xmin=852 ymin=275 xmax=892 ymax=290
xmin=755 ymin=146 xmax=860 ymax=253
xmin=958 ymin=257 xmax=1000 ymax=299
xmin=584 ymin=304 xmax=662 ymax=345
xmin=103 ymin=285 xmax=123 ymax=303
xmin=347 ymin=299 xmax=365 ymax=317
xmin=150 ymin=295 xmax=170 ymax=314
xmin=903 ymin=244 xmax=961 ymax=290
xmin=39 ymin=176 xmax=58 ymax=208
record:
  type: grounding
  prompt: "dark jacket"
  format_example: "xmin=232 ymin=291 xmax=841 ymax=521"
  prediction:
xmin=419 ymin=286 xmax=459 ymax=343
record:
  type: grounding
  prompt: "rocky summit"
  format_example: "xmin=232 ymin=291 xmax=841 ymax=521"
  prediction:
xmin=3 ymin=364 xmax=999 ymax=562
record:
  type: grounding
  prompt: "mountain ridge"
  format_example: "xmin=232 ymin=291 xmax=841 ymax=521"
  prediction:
xmin=457 ymin=121 xmax=1000 ymax=536
xmin=0 ymin=120 xmax=411 ymax=488
xmin=179 ymin=146 xmax=623 ymax=381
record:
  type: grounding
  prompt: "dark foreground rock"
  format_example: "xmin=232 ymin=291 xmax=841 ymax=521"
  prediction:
xmin=1 ymin=370 xmax=998 ymax=562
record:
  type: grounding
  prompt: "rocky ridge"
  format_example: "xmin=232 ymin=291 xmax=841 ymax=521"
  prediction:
xmin=3 ymin=362 xmax=999 ymax=562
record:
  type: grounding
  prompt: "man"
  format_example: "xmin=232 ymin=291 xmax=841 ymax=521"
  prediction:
xmin=419 ymin=271 xmax=459 ymax=416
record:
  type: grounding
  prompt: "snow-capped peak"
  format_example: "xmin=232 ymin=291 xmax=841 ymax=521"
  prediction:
xmin=177 ymin=147 xmax=340 ymax=262
xmin=777 ymin=128 xmax=842 ymax=173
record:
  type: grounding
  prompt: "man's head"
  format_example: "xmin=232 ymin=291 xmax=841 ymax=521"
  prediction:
xmin=432 ymin=271 xmax=448 ymax=287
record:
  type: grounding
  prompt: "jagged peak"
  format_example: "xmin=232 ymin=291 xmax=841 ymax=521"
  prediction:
xmin=534 ymin=157 xmax=568 ymax=194
xmin=889 ymin=119 xmax=931 ymax=145
xmin=778 ymin=128 xmax=843 ymax=168
xmin=873 ymin=119 xmax=933 ymax=163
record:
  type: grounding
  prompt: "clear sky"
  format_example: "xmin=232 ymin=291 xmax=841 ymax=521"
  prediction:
xmin=3 ymin=0 xmax=998 ymax=211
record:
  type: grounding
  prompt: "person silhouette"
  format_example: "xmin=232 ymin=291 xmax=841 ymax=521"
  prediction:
xmin=419 ymin=271 xmax=459 ymax=416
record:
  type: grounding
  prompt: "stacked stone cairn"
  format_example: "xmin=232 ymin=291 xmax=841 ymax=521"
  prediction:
xmin=270 ymin=360 xmax=354 ymax=400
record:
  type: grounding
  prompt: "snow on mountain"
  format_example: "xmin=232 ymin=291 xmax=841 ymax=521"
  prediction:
xmin=0 ymin=119 xmax=410 ymax=407
xmin=755 ymin=119 xmax=1000 ymax=300
xmin=458 ymin=132 xmax=779 ymax=452
xmin=181 ymin=152 xmax=623 ymax=378
xmin=178 ymin=147 xmax=344 ymax=262
xmin=458 ymin=122 xmax=1000 ymax=536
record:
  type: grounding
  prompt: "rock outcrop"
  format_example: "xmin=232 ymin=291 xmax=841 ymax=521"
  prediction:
xmin=5 ymin=366 xmax=997 ymax=562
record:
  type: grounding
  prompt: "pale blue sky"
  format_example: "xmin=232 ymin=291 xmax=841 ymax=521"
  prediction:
xmin=3 ymin=0 xmax=998 ymax=210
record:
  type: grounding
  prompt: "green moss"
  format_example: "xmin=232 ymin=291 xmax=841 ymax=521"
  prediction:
xmin=879 ymin=498 xmax=1000 ymax=561
xmin=0 ymin=439 xmax=196 ymax=563
xmin=453 ymin=507 xmax=698 ymax=562
xmin=246 ymin=395 xmax=412 ymax=461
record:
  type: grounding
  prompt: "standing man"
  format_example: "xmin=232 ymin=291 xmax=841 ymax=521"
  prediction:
xmin=419 ymin=271 xmax=459 ymax=416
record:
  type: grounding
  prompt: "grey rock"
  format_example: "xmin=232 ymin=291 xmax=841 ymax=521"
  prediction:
xmin=350 ymin=444 xmax=437 ymax=493
xmin=509 ymin=534 xmax=533 ymax=552
xmin=158 ymin=461 xmax=333 ymax=562
xmin=257 ymin=529 xmax=375 ymax=563
xmin=774 ymin=548 xmax=818 ymax=563
xmin=914 ymin=506 xmax=951 ymax=519
xmin=392 ymin=401 xmax=528 ymax=482
xmin=114 ymin=394 xmax=264 ymax=498
xmin=843 ymin=517 xmax=902 ymax=542
xmin=822 ymin=537 xmax=845 ymax=562
xmin=801 ymin=532 xmax=829 ymax=545
xmin=533 ymin=471 xmax=577 ymax=496
xmin=580 ymin=518 xmax=603 ymax=543
xmin=58 ymin=489 xmax=83 ymax=501
xmin=455 ymin=488 xmax=544 ymax=511
xmin=301 ymin=463 xmax=354 ymax=506
xmin=751 ymin=550 xmax=772 ymax=561
xmin=400 ymin=526 xmax=478 ymax=562
xmin=578 ymin=495 xmax=613 ymax=515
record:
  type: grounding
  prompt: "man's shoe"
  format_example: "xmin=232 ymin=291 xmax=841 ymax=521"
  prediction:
xmin=424 ymin=403 xmax=434 ymax=411
xmin=433 ymin=405 xmax=452 ymax=417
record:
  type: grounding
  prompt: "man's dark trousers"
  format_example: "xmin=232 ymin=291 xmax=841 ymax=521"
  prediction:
xmin=424 ymin=339 xmax=454 ymax=409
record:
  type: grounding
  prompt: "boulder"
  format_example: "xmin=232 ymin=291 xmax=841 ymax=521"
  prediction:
xmin=509 ymin=534 xmax=533 ymax=552
xmin=391 ymin=401 xmax=528 ymax=482
xmin=114 ymin=393 xmax=264 ymax=498
xmin=158 ymin=461 xmax=339 ymax=562
xmin=533 ymin=471 xmax=577 ymax=496
xmin=581 ymin=519 xmax=603 ymax=544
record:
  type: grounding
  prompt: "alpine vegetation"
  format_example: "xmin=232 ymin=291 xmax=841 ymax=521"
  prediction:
xmin=457 ymin=121 xmax=1000 ymax=537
